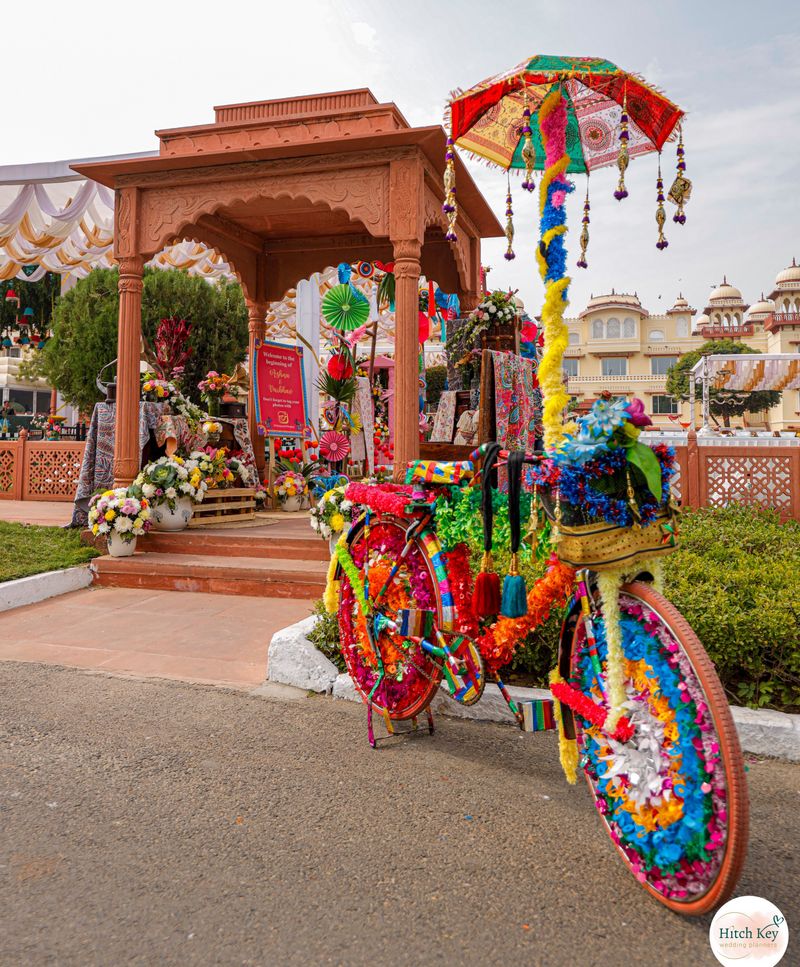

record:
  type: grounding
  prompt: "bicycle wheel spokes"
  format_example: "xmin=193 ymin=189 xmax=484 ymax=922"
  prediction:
xmin=570 ymin=582 xmax=748 ymax=915
xmin=338 ymin=518 xmax=443 ymax=721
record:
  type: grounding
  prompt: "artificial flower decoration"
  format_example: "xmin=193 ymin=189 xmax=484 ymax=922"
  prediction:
xmin=327 ymin=352 xmax=354 ymax=381
xmin=319 ymin=430 xmax=351 ymax=463
xmin=583 ymin=397 xmax=629 ymax=438
xmin=321 ymin=284 xmax=370 ymax=332
xmin=624 ymin=397 xmax=653 ymax=428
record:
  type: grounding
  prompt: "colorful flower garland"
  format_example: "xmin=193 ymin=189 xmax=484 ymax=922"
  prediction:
xmin=345 ymin=482 xmax=415 ymax=517
xmin=535 ymin=87 xmax=574 ymax=450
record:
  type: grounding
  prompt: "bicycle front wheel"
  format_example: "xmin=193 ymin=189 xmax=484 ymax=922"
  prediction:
xmin=565 ymin=580 xmax=749 ymax=915
xmin=338 ymin=516 xmax=443 ymax=721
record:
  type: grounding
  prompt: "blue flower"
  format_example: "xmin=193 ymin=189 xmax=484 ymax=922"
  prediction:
xmin=583 ymin=398 xmax=629 ymax=439
xmin=556 ymin=424 xmax=608 ymax=466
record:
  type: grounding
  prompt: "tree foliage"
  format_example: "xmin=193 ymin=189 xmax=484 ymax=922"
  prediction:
xmin=665 ymin=339 xmax=781 ymax=424
xmin=22 ymin=268 xmax=248 ymax=414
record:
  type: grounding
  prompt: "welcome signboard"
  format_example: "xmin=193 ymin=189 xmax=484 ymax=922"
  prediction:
xmin=251 ymin=339 xmax=309 ymax=437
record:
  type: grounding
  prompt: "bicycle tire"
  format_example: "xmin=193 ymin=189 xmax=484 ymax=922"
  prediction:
xmin=564 ymin=580 xmax=749 ymax=915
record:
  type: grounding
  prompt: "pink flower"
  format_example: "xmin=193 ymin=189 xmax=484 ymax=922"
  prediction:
xmin=625 ymin=398 xmax=652 ymax=428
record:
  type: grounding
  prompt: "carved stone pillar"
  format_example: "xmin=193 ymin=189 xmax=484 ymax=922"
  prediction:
xmin=247 ymin=301 xmax=268 ymax=480
xmin=114 ymin=256 xmax=144 ymax=486
xmin=392 ymin=239 xmax=421 ymax=480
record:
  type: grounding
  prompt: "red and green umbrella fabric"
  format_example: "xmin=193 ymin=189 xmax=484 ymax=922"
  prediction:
xmin=448 ymin=54 xmax=684 ymax=175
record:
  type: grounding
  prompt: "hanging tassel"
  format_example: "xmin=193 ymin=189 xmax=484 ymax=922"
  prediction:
xmin=613 ymin=93 xmax=629 ymax=200
xmin=577 ymin=179 xmax=590 ymax=268
xmin=504 ymin=176 xmax=515 ymax=261
xmin=443 ymin=137 xmax=458 ymax=241
xmin=473 ymin=551 xmax=501 ymax=617
xmin=472 ymin=443 xmax=502 ymax=619
xmin=669 ymin=125 xmax=692 ymax=225
xmin=520 ymin=93 xmax=536 ymax=192
xmin=655 ymin=157 xmax=669 ymax=250
xmin=500 ymin=451 xmax=527 ymax=618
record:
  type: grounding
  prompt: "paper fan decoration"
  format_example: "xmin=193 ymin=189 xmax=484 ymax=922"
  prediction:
xmin=319 ymin=430 xmax=351 ymax=462
xmin=322 ymin=284 xmax=370 ymax=331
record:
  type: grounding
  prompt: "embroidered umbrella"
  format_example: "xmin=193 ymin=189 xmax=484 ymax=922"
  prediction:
xmin=444 ymin=54 xmax=689 ymax=448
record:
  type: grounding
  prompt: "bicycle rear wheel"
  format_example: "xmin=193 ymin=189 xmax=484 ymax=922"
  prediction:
xmin=338 ymin=516 xmax=443 ymax=721
xmin=565 ymin=580 xmax=749 ymax=915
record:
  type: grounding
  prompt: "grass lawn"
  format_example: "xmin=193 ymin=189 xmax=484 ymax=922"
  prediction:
xmin=0 ymin=521 xmax=99 ymax=583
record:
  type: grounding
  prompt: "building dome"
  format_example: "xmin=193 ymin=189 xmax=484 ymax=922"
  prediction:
xmin=708 ymin=277 xmax=743 ymax=303
xmin=579 ymin=289 xmax=646 ymax=318
xmin=666 ymin=292 xmax=695 ymax=315
xmin=692 ymin=312 xmax=710 ymax=333
xmin=747 ymin=294 xmax=775 ymax=322
xmin=774 ymin=258 xmax=800 ymax=288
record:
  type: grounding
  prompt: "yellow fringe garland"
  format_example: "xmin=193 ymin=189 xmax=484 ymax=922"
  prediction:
xmin=537 ymin=277 xmax=571 ymax=449
xmin=323 ymin=534 xmax=347 ymax=613
xmin=549 ymin=668 xmax=579 ymax=784
xmin=596 ymin=567 xmax=628 ymax=733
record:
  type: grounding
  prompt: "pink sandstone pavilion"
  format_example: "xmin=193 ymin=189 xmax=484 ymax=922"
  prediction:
xmin=73 ymin=89 xmax=502 ymax=483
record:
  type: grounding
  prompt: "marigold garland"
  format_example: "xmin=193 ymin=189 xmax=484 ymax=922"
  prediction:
xmin=476 ymin=556 xmax=575 ymax=674
xmin=335 ymin=540 xmax=369 ymax=616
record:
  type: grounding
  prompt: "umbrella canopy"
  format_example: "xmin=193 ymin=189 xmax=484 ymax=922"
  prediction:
xmin=444 ymin=55 xmax=689 ymax=451
xmin=449 ymin=54 xmax=683 ymax=174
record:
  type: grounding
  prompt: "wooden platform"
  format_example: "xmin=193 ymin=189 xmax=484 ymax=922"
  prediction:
xmin=90 ymin=515 xmax=330 ymax=599
xmin=190 ymin=487 xmax=256 ymax=527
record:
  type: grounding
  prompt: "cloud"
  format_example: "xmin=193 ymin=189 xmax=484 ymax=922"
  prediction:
xmin=351 ymin=21 xmax=378 ymax=51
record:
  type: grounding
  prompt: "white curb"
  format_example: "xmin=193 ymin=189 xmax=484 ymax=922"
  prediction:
xmin=0 ymin=566 xmax=93 ymax=613
xmin=268 ymin=617 xmax=800 ymax=762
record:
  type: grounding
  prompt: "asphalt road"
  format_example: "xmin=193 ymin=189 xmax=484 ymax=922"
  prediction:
xmin=1 ymin=663 xmax=797 ymax=967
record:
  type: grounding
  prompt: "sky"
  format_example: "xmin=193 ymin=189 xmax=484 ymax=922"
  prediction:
xmin=4 ymin=0 xmax=798 ymax=316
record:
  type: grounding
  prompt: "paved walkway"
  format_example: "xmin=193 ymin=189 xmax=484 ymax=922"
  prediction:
xmin=0 ymin=587 xmax=312 ymax=686
xmin=2 ymin=663 xmax=798 ymax=967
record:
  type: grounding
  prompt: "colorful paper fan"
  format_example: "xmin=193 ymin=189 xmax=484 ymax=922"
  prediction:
xmin=319 ymin=430 xmax=351 ymax=462
xmin=322 ymin=284 xmax=370 ymax=331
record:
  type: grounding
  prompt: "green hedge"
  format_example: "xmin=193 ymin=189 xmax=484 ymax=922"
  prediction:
xmin=311 ymin=504 xmax=800 ymax=712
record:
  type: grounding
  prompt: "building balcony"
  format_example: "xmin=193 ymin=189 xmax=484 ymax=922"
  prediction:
xmin=566 ymin=374 xmax=667 ymax=386
xmin=764 ymin=312 xmax=800 ymax=333
xmin=585 ymin=337 xmax=641 ymax=355
xmin=699 ymin=324 xmax=754 ymax=339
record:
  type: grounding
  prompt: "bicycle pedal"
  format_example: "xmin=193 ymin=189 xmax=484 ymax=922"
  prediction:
xmin=520 ymin=699 xmax=557 ymax=733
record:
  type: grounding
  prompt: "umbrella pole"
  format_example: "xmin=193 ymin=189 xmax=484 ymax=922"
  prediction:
xmin=535 ymin=86 xmax=574 ymax=451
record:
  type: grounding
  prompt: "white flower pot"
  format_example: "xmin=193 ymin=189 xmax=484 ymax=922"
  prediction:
xmin=281 ymin=495 xmax=302 ymax=513
xmin=152 ymin=496 xmax=194 ymax=531
xmin=107 ymin=532 xmax=137 ymax=557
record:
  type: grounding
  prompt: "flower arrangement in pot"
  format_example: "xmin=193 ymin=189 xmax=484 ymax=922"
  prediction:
xmin=309 ymin=484 xmax=355 ymax=550
xmin=198 ymin=371 xmax=228 ymax=417
xmin=89 ymin=488 xmax=151 ymax=557
xmin=201 ymin=419 xmax=223 ymax=445
xmin=129 ymin=455 xmax=207 ymax=532
xmin=273 ymin=470 xmax=308 ymax=512
xmin=141 ymin=372 xmax=176 ymax=402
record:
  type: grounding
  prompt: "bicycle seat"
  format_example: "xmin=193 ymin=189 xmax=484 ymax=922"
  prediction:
xmin=404 ymin=458 xmax=474 ymax=486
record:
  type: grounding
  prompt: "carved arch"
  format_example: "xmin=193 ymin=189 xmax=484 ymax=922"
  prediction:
xmin=138 ymin=167 xmax=390 ymax=259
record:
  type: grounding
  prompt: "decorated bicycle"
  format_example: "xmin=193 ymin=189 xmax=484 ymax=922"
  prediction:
xmin=323 ymin=55 xmax=747 ymax=916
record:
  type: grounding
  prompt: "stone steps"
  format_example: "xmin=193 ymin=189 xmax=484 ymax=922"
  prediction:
xmin=91 ymin=552 xmax=328 ymax=599
xmin=140 ymin=531 xmax=330 ymax=561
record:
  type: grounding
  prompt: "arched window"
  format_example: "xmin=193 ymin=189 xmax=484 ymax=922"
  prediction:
xmin=723 ymin=313 xmax=731 ymax=328
xmin=592 ymin=319 xmax=604 ymax=339
xmin=794 ymin=298 xmax=800 ymax=313
xmin=784 ymin=298 xmax=791 ymax=312
xmin=734 ymin=313 xmax=741 ymax=325
xmin=568 ymin=331 xmax=580 ymax=346
xmin=606 ymin=317 xmax=620 ymax=338
xmin=676 ymin=317 xmax=689 ymax=337
xmin=649 ymin=329 xmax=665 ymax=341
xmin=622 ymin=317 xmax=636 ymax=338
